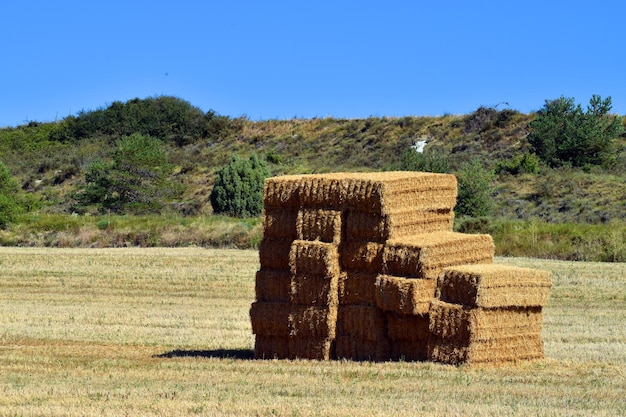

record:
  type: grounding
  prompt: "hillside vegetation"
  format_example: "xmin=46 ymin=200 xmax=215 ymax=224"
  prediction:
xmin=1 ymin=96 xmax=625 ymax=260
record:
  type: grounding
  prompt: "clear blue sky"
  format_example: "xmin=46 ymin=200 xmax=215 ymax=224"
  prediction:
xmin=2 ymin=1 xmax=624 ymax=127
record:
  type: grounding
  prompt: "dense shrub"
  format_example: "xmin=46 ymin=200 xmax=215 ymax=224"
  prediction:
xmin=400 ymin=147 xmax=450 ymax=173
xmin=0 ymin=161 xmax=21 ymax=228
xmin=528 ymin=95 xmax=623 ymax=168
xmin=210 ymin=155 xmax=270 ymax=218
xmin=50 ymin=96 xmax=229 ymax=144
xmin=495 ymin=152 xmax=540 ymax=175
xmin=455 ymin=159 xmax=495 ymax=218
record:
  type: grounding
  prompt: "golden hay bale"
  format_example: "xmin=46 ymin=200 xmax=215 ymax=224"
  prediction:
xmin=263 ymin=175 xmax=302 ymax=208
xmin=296 ymin=208 xmax=342 ymax=243
xmin=255 ymin=269 xmax=292 ymax=303
xmin=335 ymin=336 xmax=391 ymax=362
xmin=268 ymin=172 xmax=456 ymax=213
xmin=344 ymin=208 xmax=454 ymax=243
xmin=259 ymin=238 xmax=294 ymax=271
xmin=375 ymin=275 xmax=436 ymax=315
xmin=254 ymin=335 xmax=290 ymax=360
xmin=428 ymin=300 xmax=544 ymax=343
xmin=249 ymin=302 xmax=291 ymax=337
xmin=262 ymin=208 xmax=298 ymax=240
xmin=383 ymin=232 xmax=495 ymax=279
xmin=288 ymin=337 xmax=335 ymax=360
xmin=289 ymin=305 xmax=338 ymax=339
xmin=340 ymin=240 xmax=385 ymax=273
xmin=385 ymin=312 xmax=430 ymax=342
xmin=334 ymin=172 xmax=457 ymax=214
xmin=427 ymin=333 xmax=545 ymax=365
xmin=336 ymin=305 xmax=387 ymax=342
xmin=338 ymin=271 xmax=378 ymax=306
xmin=290 ymin=272 xmax=339 ymax=306
xmin=289 ymin=240 xmax=340 ymax=277
xmin=437 ymin=264 xmax=552 ymax=308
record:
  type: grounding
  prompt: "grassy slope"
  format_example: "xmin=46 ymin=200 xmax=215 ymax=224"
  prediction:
xmin=2 ymin=113 xmax=625 ymax=221
xmin=0 ymin=247 xmax=625 ymax=416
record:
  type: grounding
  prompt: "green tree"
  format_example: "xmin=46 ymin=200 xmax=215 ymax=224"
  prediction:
xmin=74 ymin=133 xmax=180 ymax=214
xmin=210 ymin=154 xmax=270 ymax=217
xmin=0 ymin=161 xmax=21 ymax=228
xmin=529 ymin=95 xmax=623 ymax=168
xmin=455 ymin=159 xmax=495 ymax=218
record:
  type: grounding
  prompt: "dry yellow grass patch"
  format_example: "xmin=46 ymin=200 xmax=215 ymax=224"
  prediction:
xmin=0 ymin=248 xmax=624 ymax=416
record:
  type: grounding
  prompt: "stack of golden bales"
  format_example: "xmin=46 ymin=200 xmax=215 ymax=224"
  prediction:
xmin=250 ymin=172 xmax=551 ymax=364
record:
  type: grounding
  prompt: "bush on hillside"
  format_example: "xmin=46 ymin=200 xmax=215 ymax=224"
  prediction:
xmin=528 ymin=95 xmax=623 ymax=168
xmin=210 ymin=155 xmax=270 ymax=218
xmin=455 ymin=159 xmax=495 ymax=218
xmin=495 ymin=152 xmax=540 ymax=175
xmin=400 ymin=147 xmax=450 ymax=173
xmin=50 ymin=96 xmax=232 ymax=145
xmin=73 ymin=133 xmax=181 ymax=214
xmin=0 ymin=161 xmax=22 ymax=228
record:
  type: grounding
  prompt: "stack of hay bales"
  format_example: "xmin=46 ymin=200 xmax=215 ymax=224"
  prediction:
xmin=428 ymin=264 xmax=552 ymax=364
xmin=376 ymin=232 xmax=495 ymax=360
xmin=250 ymin=172 xmax=551 ymax=364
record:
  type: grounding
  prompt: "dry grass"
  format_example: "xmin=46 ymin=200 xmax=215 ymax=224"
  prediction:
xmin=0 ymin=248 xmax=624 ymax=416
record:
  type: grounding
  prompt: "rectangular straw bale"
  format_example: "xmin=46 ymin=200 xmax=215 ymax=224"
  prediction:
xmin=292 ymin=172 xmax=457 ymax=213
xmin=340 ymin=172 xmax=457 ymax=214
xmin=290 ymin=272 xmax=339 ymax=306
xmin=340 ymin=240 xmax=385 ymax=273
xmin=249 ymin=301 xmax=291 ymax=337
xmin=254 ymin=335 xmax=290 ymax=360
xmin=344 ymin=208 xmax=454 ymax=243
xmin=289 ymin=305 xmax=338 ymax=339
xmin=259 ymin=238 xmax=294 ymax=271
xmin=437 ymin=264 xmax=552 ymax=308
xmin=390 ymin=339 xmax=429 ymax=362
xmin=263 ymin=175 xmax=301 ymax=208
xmin=335 ymin=336 xmax=391 ymax=362
xmin=338 ymin=271 xmax=378 ymax=306
xmin=428 ymin=300 xmax=544 ymax=343
xmin=385 ymin=312 xmax=430 ymax=342
xmin=288 ymin=337 xmax=335 ymax=360
xmin=255 ymin=269 xmax=291 ymax=303
xmin=336 ymin=305 xmax=387 ymax=342
xmin=262 ymin=208 xmax=298 ymax=240
xmin=296 ymin=208 xmax=342 ymax=243
xmin=375 ymin=275 xmax=436 ymax=315
xmin=289 ymin=240 xmax=340 ymax=277
xmin=383 ymin=232 xmax=495 ymax=279
xmin=427 ymin=333 xmax=545 ymax=365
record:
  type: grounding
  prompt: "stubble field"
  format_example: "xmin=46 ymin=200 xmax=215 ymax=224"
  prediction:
xmin=0 ymin=247 xmax=624 ymax=416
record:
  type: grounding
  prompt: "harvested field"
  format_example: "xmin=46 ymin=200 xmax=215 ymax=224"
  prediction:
xmin=0 ymin=248 xmax=624 ymax=416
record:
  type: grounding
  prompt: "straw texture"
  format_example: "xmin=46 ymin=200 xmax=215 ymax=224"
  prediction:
xmin=338 ymin=271 xmax=378 ymax=306
xmin=340 ymin=240 xmax=385 ymax=273
xmin=383 ymin=232 xmax=495 ymax=279
xmin=255 ymin=269 xmax=291 ymax=303
xmin=437 ymin=264 xmax=552 ymax=308
xmin=296 ymin=208 xmax=342 ymax=243
xmin=254 ymin=172 xmax=550 ymax=363
xmin=375 ymin=275 xmax=437 ymax=315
